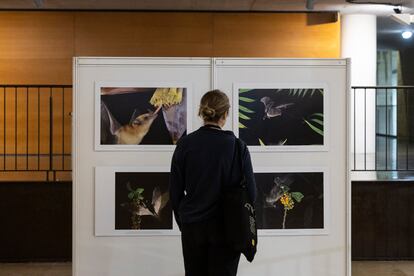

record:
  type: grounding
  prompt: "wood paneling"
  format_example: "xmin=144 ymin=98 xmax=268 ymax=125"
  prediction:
xmin=352 ymin=181 xmax=414 ymax=260
xmin=0 ymin=12 xmax=74 ymax=84
xmin=0 ymin=11 xmax=340 ymax=84
xmin=75 ymin=12 xmax=214 ymax=57
xmin=213 ymin=13 xmax=340 ymax=57
xmin=0 ymin=182 xmax=72 ymax=261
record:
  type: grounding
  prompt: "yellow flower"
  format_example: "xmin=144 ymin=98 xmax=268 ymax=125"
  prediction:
xmin=280 ymin=193 xmax=294 ymax=210
xmin=150 ymin=87 xmax=183 ymax=107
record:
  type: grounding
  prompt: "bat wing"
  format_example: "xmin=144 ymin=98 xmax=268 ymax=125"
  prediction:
xmin=276 ymin=103 xmax=294 ymax=109
xmin=136 ymin=206 xmax=154 ymax=216
xmin=151 ymin=187 xmax=170 ymax=215
xmin=101 ymin=102 xmax=121 ymax=135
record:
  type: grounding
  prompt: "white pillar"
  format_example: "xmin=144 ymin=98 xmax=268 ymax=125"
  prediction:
xmin=341 ymin=14 xmax=376 ymax=168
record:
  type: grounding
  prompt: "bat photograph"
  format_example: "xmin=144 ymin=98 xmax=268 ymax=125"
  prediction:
xmin=115 ymin=172 xmax=172 ymax=230
xmin=254 ymin=171 xmax=325 ymax=231
xmin=98 ymin=86 xmax=187 ymax=148
xmin=237 ymin=87 xmax=324 ymax=147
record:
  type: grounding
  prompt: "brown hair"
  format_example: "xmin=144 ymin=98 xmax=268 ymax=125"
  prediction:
xmin=198 ymin=90 xmax=230 ymax=123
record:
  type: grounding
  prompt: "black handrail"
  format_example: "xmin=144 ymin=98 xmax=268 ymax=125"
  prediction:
xmin=352 ymin=86 xmax=414 ymax=172
xmin=0 ymin=85 xmax=72 ymax=181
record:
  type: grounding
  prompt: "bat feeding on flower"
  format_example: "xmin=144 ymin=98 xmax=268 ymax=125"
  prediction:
xmin=264 ymin=175 xmax=294 ymax=207
xmin=101 ymin=102 xmax=159 ymax=145
xmin=121 ymin=182 xmax=170 ymax=229
xmin=100 ymin=87 xmax=186 ymax=145
xmin=260 ymin=96 xmax=294 ymax=120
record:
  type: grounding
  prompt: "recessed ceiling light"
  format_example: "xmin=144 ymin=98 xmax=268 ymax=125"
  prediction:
xmin=402 ymin=31 xmax=413 ymax=39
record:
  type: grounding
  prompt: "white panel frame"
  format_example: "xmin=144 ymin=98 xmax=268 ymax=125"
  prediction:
xmin=233 ymin=82 xmax=329 ymax=152
xmin=254 ymin=166 xmax=329 ymax=236
xmin=73 ymin=57 xmax=350 ymax=276
xmin=95 ymin=166 xmax=180 ymax=236
xmin=94 ymin=81 xmax=193 ymax=151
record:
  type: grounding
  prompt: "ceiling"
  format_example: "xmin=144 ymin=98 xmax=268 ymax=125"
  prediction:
xmin=0 ymin=0 xmax=413 ymax=15
xmin=0 ymin=0 xmax=412 ymax=50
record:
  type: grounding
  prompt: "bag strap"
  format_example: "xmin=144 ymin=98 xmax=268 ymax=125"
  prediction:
xmin=229 ymin=137 xmax=245 ymax=187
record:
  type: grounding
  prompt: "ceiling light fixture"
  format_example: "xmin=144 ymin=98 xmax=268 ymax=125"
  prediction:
xmin=402 ymin=30 xmax=413 ymax=39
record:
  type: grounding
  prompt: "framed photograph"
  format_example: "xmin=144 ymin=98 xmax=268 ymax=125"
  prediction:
xmin=233 ymin=83 xmax=329 ymax=151
xmin=95 ymin=166 xmax=179 ymax=236
xmin=95 ymin=81 xmax=192 ymax=151
xmin=254 ymin=167 xmax=329 ymax=236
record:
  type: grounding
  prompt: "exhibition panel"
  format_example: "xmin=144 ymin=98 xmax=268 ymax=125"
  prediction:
xmin=73 ymin=57 xmax=349 ymax=276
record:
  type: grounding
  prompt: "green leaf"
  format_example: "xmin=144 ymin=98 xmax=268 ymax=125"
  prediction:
xmin=128 ymin=192 xmax=135 ymax=200
xmin=291 ymin=192 xmax=304 ymax=203
xmin=135 ymin=188 xmax=144 ymax=194
xmin=304 ymin=119 xmax=324 ymax=136
xmin=239 ymin=112 xmax=251 ymax=120
xmin=239 ymin=122 xmax=247 ymax=129
xmin=312 ymin=113 xmax=324 ymax=118
xmin=239 ymin=89 xmax=252 ymax=94
xmin=310 ymin=118 xmax=323 ymax=126
xmin=239 ymin=105 xmax=255 ymax=114
xmin=138 ymin=195 xmax=144 ymax=200
xmin=279 ymin=138 xmax=287 ymax=145
xmin=239 ymin=96 xmax=255 ymax=103
xmin=258 ymin=138 xmax=265 ymax=146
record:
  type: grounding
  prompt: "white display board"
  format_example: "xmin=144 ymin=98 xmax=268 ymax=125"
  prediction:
xmin=73 ymin=57 xmax=350 ymax=276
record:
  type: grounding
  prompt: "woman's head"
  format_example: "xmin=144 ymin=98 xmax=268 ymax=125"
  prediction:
xmin=198 ymin=90 xmax=230 ymax=125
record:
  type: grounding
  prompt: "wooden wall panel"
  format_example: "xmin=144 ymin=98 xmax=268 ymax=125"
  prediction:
xmin=75 ymin=12 xmax=214 ymax=57
xmin=213 ymin=13 xmax=340 ymax=57
xmin=0 ymin=12 xmax=74 ymax=84
xmin=0 ymin=11 xmax=340 ymax=85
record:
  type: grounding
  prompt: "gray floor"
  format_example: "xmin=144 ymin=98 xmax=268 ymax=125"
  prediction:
xmin=1 ymin=261 xmax=414 ymax=276
xmin=0 ymin=263 xmax=71 ymax=276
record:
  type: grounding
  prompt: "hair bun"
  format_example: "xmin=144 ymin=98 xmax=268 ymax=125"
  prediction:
xmin=202 ymin=106 xmax=216 ymax=118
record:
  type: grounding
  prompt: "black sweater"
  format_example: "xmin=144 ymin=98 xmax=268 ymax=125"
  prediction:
xmin=169 ymin=125 xmax=256 ymax=228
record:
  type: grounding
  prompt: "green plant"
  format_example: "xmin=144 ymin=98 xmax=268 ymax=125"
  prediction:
xmin=279 ymin=88 xmax=323 ymax=98
xmin=238 ymin=89 xmax=255 ymax=128
xmin=128 ymin=187 xmax=145 ymax=229
xmin=303 ymin=113 xmax=323 ymax=136
xmin=277 ymin=185 xmax=304 ymax=229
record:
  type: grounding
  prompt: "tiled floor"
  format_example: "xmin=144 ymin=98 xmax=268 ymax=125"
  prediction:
xmin=0 ymin=263 xmax=71 ymax=276
xmin=353 ymin=261 xmax=414 ymax=276
xmin=0 ymin=261 xmax=414 ymax=275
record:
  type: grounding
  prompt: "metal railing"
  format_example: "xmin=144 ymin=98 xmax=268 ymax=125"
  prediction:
xmin=352 ymin=86 xmax=414 ymax=172
xmin=0 ymin=85 xmax=72 ymax=181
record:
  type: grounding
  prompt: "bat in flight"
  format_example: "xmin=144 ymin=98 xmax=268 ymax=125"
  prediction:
xmin=101 ymin=102 xmax=159 ymax=145
xmin=125 ymin=183 xmax=169 ymax=219
xmin=260 ymin=96 xmax=294 ymax=120
xmin=264 ymin=175 xmax=294 ymax=208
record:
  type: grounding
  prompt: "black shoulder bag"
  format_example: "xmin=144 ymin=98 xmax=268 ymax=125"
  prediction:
xmin=222 ymin=138 xmax=257 ymax=262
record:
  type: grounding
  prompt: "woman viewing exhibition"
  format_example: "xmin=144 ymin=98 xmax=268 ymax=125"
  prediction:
xmin=170 ymin=90 xmax=257 ymax=276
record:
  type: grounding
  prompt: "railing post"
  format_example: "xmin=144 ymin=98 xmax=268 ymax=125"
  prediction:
xmin=49 ymin=94 xmax=53 ymax=181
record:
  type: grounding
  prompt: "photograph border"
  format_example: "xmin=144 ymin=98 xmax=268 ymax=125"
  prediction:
xmin=95 ymin=81 xmax=193 ymax=151
xmin=95 ymin=166 xmax=180 ymax=237
xmin=233 ymin=82 xmax=329 ymax=152
xmin=254 ymin=166 xmax=330 ymax=236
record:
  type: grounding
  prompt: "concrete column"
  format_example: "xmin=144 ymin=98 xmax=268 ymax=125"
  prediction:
xmin=342 ymin=14 xmax=377 ymax=166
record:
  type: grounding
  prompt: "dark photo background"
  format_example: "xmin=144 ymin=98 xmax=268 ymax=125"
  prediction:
xmin=101 ymin=88 xmax=186 ymax=145
xmin=255 ymin=172 xmax=324 ymax=230
xmin=115 ymin=172 xmax=172 ymax=230
xmin=239 ymin=88 xmax=323 ymax=146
